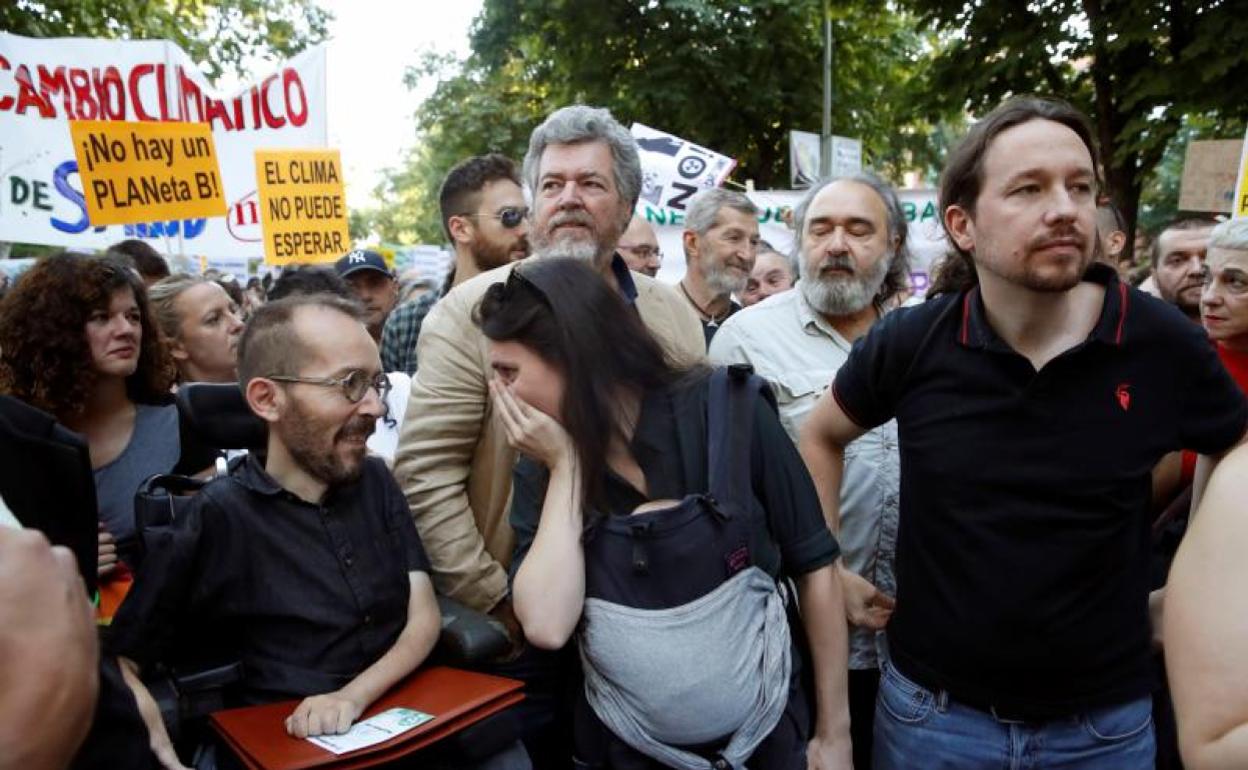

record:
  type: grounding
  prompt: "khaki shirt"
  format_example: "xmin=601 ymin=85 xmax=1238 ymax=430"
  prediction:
xmin=394 ymin=261 xmax=705 ymax=611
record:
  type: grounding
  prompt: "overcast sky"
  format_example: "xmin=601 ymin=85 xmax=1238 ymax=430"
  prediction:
xmin=321 ymin=0 xmax=482 ymax=208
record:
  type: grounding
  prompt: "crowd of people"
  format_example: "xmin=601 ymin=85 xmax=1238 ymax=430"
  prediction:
xmin=0 ymin=94 xmax=1246 ymax=770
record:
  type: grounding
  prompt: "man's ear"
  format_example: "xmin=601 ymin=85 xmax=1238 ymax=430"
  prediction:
xmin=244 ymin=378 xmax=283 ymax=425
xmin=682 ymin=230 xmax=700 ymax=264
xmin=944 ymin=205 xmax=976 ymax=254
xmin=447 ymin=215 xmax=474 ymax=246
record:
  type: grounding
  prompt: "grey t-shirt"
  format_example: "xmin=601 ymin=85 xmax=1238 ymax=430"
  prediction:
xmin=94 ymin=403 xmax=180 ymax=542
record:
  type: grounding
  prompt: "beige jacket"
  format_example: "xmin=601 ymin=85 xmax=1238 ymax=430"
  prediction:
xmin=394 ymin=261 xmax=706 ymax=611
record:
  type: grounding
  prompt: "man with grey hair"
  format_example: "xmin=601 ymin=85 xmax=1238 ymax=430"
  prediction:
xmin=394 ymin=104 xmax=703 ymax=765
xmin=677 ymin=188 xmax=760 ymax=343
xmin=709 ymin=172 xmax=909 ymax=769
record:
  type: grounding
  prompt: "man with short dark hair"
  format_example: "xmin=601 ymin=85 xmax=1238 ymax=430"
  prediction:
xmin=1095 ymin=202 xmax=1128 ymax=271
xmin=335 ymin=249 xmax=399 ymax=341
xmin=1151 ymin=217 xmax=1217 ymax=320
xmin=801 ymin=96 xmax=1247 ymax=768
xmin=109 ymin=294 xmax=453 ymax=764
xmin=108 ymin=239 xmax=169 ymax=286
xmin=381 ymin=155 xmax=530 ymax=376
xmin=678 ymin=188 xmax=760 ymax=342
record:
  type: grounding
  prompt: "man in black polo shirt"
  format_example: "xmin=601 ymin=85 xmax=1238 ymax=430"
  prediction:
xmin=800 ymin=96 xmax=1247 ymax=769
xmin=109 ymin=295 xmax=446 ymax=767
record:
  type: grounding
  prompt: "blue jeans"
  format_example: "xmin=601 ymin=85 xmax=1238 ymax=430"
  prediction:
xmin=872 ymin=662 xmax=1155 ymax=770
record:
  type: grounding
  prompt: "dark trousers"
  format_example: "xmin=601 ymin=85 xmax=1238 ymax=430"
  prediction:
xmin=477 ymin=643 xmax=579 ymax=770
xmin=849 ymin=667 xmax=880 ymax=770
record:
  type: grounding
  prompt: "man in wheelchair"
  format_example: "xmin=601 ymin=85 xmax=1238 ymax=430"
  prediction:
xmin=108 ymin=293 xmax=528 ymax=769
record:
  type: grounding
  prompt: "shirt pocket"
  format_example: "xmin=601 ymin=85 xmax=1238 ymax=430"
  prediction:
xmin=770 ymin=370 xmax=837 ymax=440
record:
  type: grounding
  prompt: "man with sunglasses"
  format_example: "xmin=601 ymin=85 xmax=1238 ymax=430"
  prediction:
xmin=381 ymin=154 xmax=530 ymax=376
xmin=109 ymin=294 xmax=478 ymax=767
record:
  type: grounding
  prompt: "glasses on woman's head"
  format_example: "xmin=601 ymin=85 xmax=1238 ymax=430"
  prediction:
xmin=267 ymin=369 xmax=391 ymax=404
xmin=465 ymin=206 xmax=529 ymax=230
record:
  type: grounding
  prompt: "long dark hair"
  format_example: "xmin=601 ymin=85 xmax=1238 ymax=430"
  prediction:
xmin=0 ymin=253 xmax=174 ymax=421
xmin=475 ymin=258 xmax=687 ymax=516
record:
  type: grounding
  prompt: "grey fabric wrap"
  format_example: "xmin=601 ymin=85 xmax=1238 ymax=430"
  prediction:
xmin=578 ymin=566 xmax=792 ymax=770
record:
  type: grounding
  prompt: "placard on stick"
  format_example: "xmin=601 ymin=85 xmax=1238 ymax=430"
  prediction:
xmin=255 ymin=149 xmax=350 ymax=264
xmin=1179 ymin=139 xmax=1242 ymax=213
xmin=69 ymin=120 xmax=226 ymax=226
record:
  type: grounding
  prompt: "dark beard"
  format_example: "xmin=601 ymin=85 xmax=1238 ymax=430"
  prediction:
xmin=473 ymin=236 xmax=524 ymax=272
xmin=279 ymin=398 xmax=374 ymax=486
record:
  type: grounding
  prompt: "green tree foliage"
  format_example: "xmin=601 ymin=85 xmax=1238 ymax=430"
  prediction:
xmin=363 ymin=0 xmax=945 ymax=244
xmin=0 ymin=0 xmax=330 ymax=82
xmin=899 ymin=0 xmax=1248 ymax=255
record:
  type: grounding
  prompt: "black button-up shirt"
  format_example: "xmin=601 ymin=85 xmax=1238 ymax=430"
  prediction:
xmin=833 ymin=263 xmax=1248 ymax=714
xmin=109 ymin=454 xmax=430 ymax=704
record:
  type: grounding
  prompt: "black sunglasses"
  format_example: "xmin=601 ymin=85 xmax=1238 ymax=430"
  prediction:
xmin=465 ymin=206 xmax=529 ymax=230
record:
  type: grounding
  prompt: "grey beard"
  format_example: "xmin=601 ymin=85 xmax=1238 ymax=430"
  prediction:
xmin=801 ymin=255 xmax=890 ymax=316
xmin=535 ymin=236 xmax=599 ymax=264
xmin=704 ymin=263 xmax=746 ymax=297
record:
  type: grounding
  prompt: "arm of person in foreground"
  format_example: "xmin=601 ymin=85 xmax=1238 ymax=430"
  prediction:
xmin=392 ymin=294 xmax=510 ymax=613
xmin=493 ymin=381 xmax=586 ymax=650
xmin=285 ymin=571 xmax=441 ymax=738
xmin=0 ymin=527 xmax=99 ymax=770
xmin=1164 ymin=444 xmax=1248 ymax=770
xmin=797 ymin=564 xmax=854 ymax=770
xmin=798 ymin=389 xmax=893 ymax=630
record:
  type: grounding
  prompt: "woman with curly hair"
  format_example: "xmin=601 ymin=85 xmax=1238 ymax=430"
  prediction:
xmin=148 ymin=273 xmax=245 ymax=384
xmin=0 ymin=253 xmax=180 ymax=574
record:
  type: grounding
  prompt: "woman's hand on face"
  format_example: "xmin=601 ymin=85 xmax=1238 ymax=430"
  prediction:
xmin=490 ymin=378 xmax=574 ymax=470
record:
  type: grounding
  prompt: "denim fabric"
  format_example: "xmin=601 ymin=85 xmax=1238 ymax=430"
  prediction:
xmin=872 ymin=662 xmax=1155 ymax=770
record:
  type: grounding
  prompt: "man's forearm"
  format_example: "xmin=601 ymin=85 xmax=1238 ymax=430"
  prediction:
xmin=797 ymin=565 xmax=852 ymax=740
xmin=799 ymin=430 xmax=847 ymax=533
xmin=339 ymin=585 xmax=440 ymax=710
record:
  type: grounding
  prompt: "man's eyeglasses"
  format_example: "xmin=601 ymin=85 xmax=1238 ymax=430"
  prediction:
xmin=619 ymin=244 xmax=662 ymax=261
xmin=465 ymin=206 xmax=529 ymax=230
xmin=267 ymin=370 xmax=391 ymax=404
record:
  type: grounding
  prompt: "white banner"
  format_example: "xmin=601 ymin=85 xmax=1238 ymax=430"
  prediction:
xmin=643 ymin=188 xmax=946 ymax=297
xmin=0 ymin=33 xmax=327 ymax=258
xmin=631 ymin=122 xmax=736 ymax=214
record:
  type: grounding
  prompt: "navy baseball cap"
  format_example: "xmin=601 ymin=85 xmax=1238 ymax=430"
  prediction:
xmin=335 ymin=249 xmax=392 ymax=279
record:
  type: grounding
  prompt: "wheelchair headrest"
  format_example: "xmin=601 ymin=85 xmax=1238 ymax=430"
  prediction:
xmin=175 ymin=383 xmax=267 ymax=450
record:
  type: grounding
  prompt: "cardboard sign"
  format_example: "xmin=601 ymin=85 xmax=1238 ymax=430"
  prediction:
xmin=1179 ymin=139 xmax=1243 ymax=213
xmin=254 ymin=149 xmax=349 ymax=264
xmin=631 ymin=123 xmax=736 ymax=213
xmin=68 ymin=120 xmax=226 ymax=226
xmin=790 ymin=131 xmax=863 ymax=188
xmin=1235 ymin=128 xmax=1248 ymax=219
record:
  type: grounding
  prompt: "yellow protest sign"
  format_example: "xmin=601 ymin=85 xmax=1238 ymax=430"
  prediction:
xmin=255 ymin=149 xmax=350 ymax=264
xmin=1235 ymin=126 xmax=1248 ymax=219
xmin=69 ymin=120 xmax=226 ymax=226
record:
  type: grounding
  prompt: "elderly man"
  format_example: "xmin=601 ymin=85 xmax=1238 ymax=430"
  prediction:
xmin=393 ymin=104 xmax=703 ymax=764
xmin=740 ymin=240 xmax=795 ymax=307
xmin=677 ymin=188 xmax=760 ymax=342
xmin=800 ymin=96 xmax=1247 ymax=769
xmin=617 ymin=214 xmax=663 ymax=277
xmin=710 ymin=172 xmax=908 ymax=769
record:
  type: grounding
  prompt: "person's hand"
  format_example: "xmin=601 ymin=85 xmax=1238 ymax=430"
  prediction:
xmin=807 ymin=731 xmax=853 ymax=769
xmin=838 ymin=566 xmax=895 ymax=630
xmin=488 ymin=597 xmax=527 ymax=661
xmin=490 ymin=379 xmax=574 ymax=470
xmin=97 ymin=523 xmax=118 ymax=577
xmin=0 ymin=527 xmax=99 ymax=770
xmin=285 ymin=691 xmax=366 ymax=738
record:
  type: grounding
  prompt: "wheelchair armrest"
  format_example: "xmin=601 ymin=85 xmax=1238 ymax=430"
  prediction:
xmin=147 ymin=661 xmax=244 ymax=744
xmin=435 ymin=596 xmax=511 ymax=665
xmin=174 ymin=661 xmax=244 ymax=694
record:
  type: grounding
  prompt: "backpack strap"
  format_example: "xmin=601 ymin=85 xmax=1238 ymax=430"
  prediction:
xmin=706 ymin=364 xmax=776 ymax=513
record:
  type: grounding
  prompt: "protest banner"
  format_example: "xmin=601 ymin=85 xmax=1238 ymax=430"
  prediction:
xmin=1235 ymin=127 xmax=1248 ymax=219
xmin=790 ymin=130 xmax=863 ymax=188
xmin=254 ymin=149 xmax=349 ymax=265
xmin=69 ymin=119 xmax=226 ymax=225
xmin=631 ymin=123 xmax=736 ymax=213
xmin=0 ymin=32 xmax=326 ymax=256
xmin=642 ymin=187 xmax=946 ymax=297
xmin=1178 ymin=139 xmax=1242 ymax=214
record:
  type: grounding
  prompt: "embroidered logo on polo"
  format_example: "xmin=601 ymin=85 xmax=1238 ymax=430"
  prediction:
xmin=1115 ymin=382 xmax=1132 ymax=412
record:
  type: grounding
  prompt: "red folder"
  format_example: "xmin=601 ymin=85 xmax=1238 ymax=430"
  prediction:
xmin=209 ymin=666 xmax=524 ymax=770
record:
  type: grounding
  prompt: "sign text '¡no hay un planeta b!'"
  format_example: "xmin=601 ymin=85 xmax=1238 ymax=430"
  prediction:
xmin=254 ymin=149 xmax=350 ymax=265
xmin=68 ymin=119 xmax=228 ymax=226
